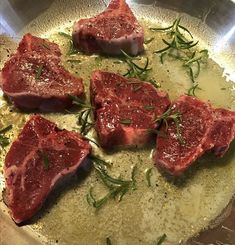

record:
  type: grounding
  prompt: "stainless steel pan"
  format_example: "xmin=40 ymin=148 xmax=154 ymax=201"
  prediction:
xmin=0 ymin=0 xmax=235 ymax=244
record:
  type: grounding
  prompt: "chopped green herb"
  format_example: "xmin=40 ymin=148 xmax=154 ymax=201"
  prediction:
xmin=106 ymin=237 xmax=112 ymax=245
xmin=221 ymin=87 xmax=226 ymax=90
xmin=155 ymin=107 xmax=185 ymax=144
xmin=127 ymin=80 xmax=142 ymax=84
xmin=40 ymin=43 xmax=50 ymax=49
xmin=58 ymin=32 xmax=72 ymax=39
xmin=144 ymin=105 xmax=155 ymax=111
xmin=95 ymin=56 xmax=103 ymax=66
xmin=156 ymin=234 xmax=167 ymax=245
xmin=0 ymin=125 xmax=12 ymax=134
xmin=0 ymin=125 xmax=12 ymax=149
xmin=160 ymin=52 xmax=167 ymax=64
xmin=67 ymin=40 xmax=78 ymax=55
xmin=144 ymin=37 xmax=155 ymax=44
xmin=131 ymin=165 xmax=137 ymax=190
xmin=145 ymin=168 xmax=153 ymax=187
xmin=58 ymin=32 xmax=78 ymax=55
xmin=40 ymin=151 xmax=49 ymax=170
xmin=120 ymin=118 xmax=132 ymax=125
xmin=148 ymin=79 xmax=161 ymax=89
xmin=67 ymin=59 xmax=81 ymax=63
xmin=132 ymin=84 xmax=142 ymax=92
xmin=87 ymin=156 xmax=136 ymax=209
xmin=35 ymin=64 xmax=44 ymax=80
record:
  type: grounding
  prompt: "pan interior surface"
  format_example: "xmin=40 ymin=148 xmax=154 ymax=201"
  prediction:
xmin=0 ymin=0 xmax=235 ymax=244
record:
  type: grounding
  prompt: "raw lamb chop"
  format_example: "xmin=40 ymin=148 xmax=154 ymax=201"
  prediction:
xmin=0 ymin=34 xmax=84 ymax=112
xmin=17 ymin=33 xmax=62 ymax=57
xmin=3 ymin=115 xmax=91 ymax=224
xmin=154 ymin=95 xmax=235 ymax=176
xmin=90 ymin=70 xmax=170 ymax=149
xmin=72 ymin=0 xmax=144 ymax=56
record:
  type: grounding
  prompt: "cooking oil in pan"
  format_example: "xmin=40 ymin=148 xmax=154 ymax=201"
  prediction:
xmin=0 ymin=16 xmax=235 ymax=245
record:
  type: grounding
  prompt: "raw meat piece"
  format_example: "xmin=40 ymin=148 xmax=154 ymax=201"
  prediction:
xmin=72 ymin=0 xmax=144 ymax=56
xmin=0 ymin=34 xmax=84 ymax=112
xmin=17 ymin=33 xmax=61 ymax=57
xmin=154 ymin=95 xmax=235 ymax=176
xmin=1 ymin=52 xmax=84 ymax=111
xmin=90 ymin=70 xmax=170 ymax=149
xmin=206 ymin=108 xmax=235 ymax=157
xmin=3 ymin=115 xmax=91 ymax=224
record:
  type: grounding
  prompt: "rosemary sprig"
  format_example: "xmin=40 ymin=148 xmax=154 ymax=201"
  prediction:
xmin=184 ymin=49 xmax=208 ymax=83
xmin=155 ymin=107 xmax=185 ymax=144
xmin=151 ymin=18 xmax=198 ymax=52
xmin=156 ymin=234 xmax=167 ymax=245
xmin=87 ymin=156 xmax=136 ymax=209
xmin=121 ymin=50 xmax=152 ymax=81
xmin=0 ymin=125 xmax=12 ymax=149
xmin=151 ymin=18 xmax=208 ymax=84
xmin=35 ymin=64 xmax=44 ymax=80
xmin=78 ymin=109 xmax=94 ymax=135
xmin=69 ymin=95 xmax=94 ymax=136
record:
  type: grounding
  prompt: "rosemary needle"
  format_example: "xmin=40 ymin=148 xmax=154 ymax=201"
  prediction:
xmin=144 ymin=37 xmax=155 ymax=44
xmin=58 ymin=32 xmax=78 ymax=55
xmin=145 ymin=168 xmax=153 ymax=187
xmin=39 ymin=151 xmax=49 ymax=170
xmin=35 ymin=64 xmax=44 ymax=80
xmin=106 ymin=237 xmax=112 ymax=245
xmin=120 ymin=118 xmax=132 ymax=125
xmin=187 ymin=83 xmax=201 ymax=97
xmin=156 ymin=234 xmax=167 ymax=245
xmin=40 ymin=43 xmax=50 ymax=49
xmin=58 ymin=32 xmax=72 ymax=39
xmin=0 ymin=125 xmax=12 ymax=134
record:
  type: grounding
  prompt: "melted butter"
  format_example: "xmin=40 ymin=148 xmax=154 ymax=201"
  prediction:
xmin=0 ymin=19 xmax=235 ymax=245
